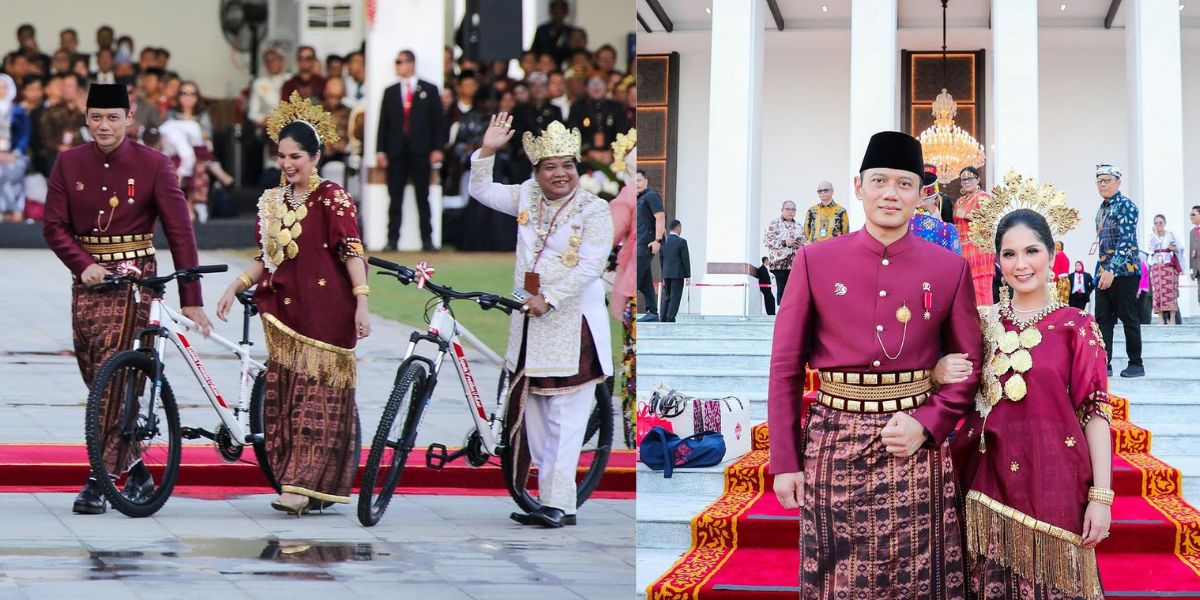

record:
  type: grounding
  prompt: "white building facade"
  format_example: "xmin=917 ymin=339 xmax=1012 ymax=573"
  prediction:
xmin=637 ymin=0 xmax=1200 ymax=317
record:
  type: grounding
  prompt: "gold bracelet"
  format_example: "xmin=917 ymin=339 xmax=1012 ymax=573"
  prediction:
xmin=351 ymin=284 xmax=370 ymax=297
xmin=1087 ymin=487 xmax=1115 ymax=506
xmin=237 ymin=273 xmax=254 ymax=289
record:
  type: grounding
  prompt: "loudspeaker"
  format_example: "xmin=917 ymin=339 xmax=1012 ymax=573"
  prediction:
xmin=459 ymin=0 xmax=523 ymax=64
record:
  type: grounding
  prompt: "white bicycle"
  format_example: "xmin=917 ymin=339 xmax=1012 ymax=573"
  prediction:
xmin=357 ymin=257 xmax=613 ymax=526
xmin=84 ymin=263 xmax=281 ymax=517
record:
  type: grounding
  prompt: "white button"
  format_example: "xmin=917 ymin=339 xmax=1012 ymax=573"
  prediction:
xmin=876 ymin=325 xmax=884 ymax=332
xmin=879 ymin=290 xmax=887 ymax=297
xmin=104 ymin=163 xmax=109 ymax=168
xmin=872 ymin=360 xmax=881 ymax=367
xmin=882 ymin=258 xmax=890 ymax=266
xmin=101 ymin=186 xmax=107 ymax=191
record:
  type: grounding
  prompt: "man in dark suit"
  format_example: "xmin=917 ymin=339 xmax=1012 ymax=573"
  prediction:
xmin=568 ymin=74 xmax=628 ymax=154
xmin=376 ymin=49 xmax=447 ymax=251
xmin=659 ymin=220 xmax=690 ymax=322
xmin=1068 ymin=260 xmax=1095 ymax=310
xmin=530 ymin=0 xmax=575 ymax=67
xmin=757 ymin=256 xmax=776 ymax=316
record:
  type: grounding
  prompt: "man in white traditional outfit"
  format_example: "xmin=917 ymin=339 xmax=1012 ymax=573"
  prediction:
xmin=468 ymin=112 xmax=614 ymax=528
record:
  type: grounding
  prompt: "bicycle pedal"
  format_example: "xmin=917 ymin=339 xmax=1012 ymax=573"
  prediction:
xmin=426 ymin=443 xmax=449 ymax=470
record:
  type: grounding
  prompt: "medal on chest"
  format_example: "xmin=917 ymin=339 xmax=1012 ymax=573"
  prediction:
xmin=95 ymin=178 xmax=136 ymax=233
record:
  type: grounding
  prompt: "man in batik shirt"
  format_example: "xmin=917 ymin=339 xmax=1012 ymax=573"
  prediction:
xmin=1092 ymin=163 xmax=1143 ymax=378
xmin=763 ymin=201 xmax=805 ymax=303
xmin=802 ymin=181 xmax=848 ymax=244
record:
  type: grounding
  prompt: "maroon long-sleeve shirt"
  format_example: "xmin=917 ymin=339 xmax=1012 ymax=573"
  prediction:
xmin=768 ymin=228 xmax=982 ymax=473
xmin=42 ymin=139 xmax=203 ymax=306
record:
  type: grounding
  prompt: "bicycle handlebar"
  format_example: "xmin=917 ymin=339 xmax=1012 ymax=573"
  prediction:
xmin=367 ymin=257 xmax=526 ymax=314
xmin=102 ymin=264 xmax=229 ymax=290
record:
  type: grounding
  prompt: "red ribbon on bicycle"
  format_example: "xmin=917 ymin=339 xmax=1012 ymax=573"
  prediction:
xmin=414 ymin=261 xmax=436 ymax=289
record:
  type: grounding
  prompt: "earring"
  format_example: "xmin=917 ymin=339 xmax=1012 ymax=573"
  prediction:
xmin=279 ymin=170 xmax=287 ymax=188
xmin=309 ymin=170 xmax=321 ymax=193
xmin=999 ymin=284 xmax=1011 ymax=306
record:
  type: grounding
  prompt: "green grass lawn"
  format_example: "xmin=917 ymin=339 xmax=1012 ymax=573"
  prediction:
xmin=231 ymin=249 xmax=622 ymax=359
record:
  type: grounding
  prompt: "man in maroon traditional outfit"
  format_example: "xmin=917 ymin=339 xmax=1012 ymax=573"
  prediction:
xmin=42 ymin=83 xmax=211 ymax=514
xmin=768 ymin=131 xmax=982 ymax=598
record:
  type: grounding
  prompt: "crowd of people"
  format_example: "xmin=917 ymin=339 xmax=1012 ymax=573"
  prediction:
xmin=377 ymin=0 xmax=636 ymax=252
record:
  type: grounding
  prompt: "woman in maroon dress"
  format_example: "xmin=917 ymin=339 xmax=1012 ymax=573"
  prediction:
xmin=216 ymin=93 xmax=369 ymax=515
xmin=941 ymin=174 xmax=1113 ymax=600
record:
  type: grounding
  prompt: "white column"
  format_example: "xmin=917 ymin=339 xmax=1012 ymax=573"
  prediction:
xmin=700 ymin=0 xmax=764 ymax=316
xmin=847 ymin=0 xmax=898 ymax=229
xmin=991 ymin=0 xmax=1039 ymax=178
xmin=1126 ymin=1 xmax=1188 ymax=315
xmin=364 ymin=0 xmax=447 ymax=251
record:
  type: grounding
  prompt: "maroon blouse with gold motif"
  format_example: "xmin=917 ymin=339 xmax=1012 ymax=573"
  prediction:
xmin=951 ymin=306 xmax=1112 ymax=536
xmin=253 ymin=180 xmax=364 ymax=349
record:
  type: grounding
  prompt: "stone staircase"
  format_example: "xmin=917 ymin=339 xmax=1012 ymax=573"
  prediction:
xmin=635 ymin=314 xmax=1200 ymax=597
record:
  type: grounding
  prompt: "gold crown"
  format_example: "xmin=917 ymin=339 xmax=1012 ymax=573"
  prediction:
xmin=611 ymin=129 xmax=636 ymax=173
xmin=969 ymin=171 xmax=1080 ymax=249
xmin=522 ymin=121 xmax=581 ymax=164
xmin=266 ymin=91 xmax=340 ymax=146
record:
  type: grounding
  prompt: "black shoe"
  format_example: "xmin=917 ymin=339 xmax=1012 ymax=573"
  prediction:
xmin=510 ymin=510 xmax=577 ymax=526
xmin=531 ymin=507 xmax=567 ymax=528
xmin=72 ymin=479 xmax=106 ymax=514
xmin=421 ymin=242 xmax=439 ymax=253
xmin=1107 ymin=365 xmax=1113 ymax=377
xmin=123 ymin=462 xmax=155 ymax=503
xmin=1120 ymin=365 xmax=1145 ymax=378
xmin=637 ymin=313 xmax=660 ymax=323
xmin=384 ymin=243 xmax=398 ymax=252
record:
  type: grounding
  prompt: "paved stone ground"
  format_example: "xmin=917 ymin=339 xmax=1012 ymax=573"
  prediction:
xmin=0 ymin=249 xmax=634 ymax=599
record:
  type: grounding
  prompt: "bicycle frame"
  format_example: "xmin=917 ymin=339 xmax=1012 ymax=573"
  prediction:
xmin=406 ymin=303 xmax=507 ymax=455
xmin=139 ymin=291 xmax=266 ymax=447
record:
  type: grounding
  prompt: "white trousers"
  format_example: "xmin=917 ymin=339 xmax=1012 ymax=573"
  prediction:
xmin=523 ymin=382 xmax=596 ymax=514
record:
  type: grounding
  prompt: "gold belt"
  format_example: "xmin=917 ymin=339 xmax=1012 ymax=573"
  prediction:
xmin=817 ymin=369 xmax=932 ymax=413
xmin=76 ymin=234 xmax=156 ymax=262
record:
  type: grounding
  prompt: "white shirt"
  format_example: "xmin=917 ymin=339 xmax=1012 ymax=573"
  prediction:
xmin=1072 ymin=273 xmax=1086 ymax=294
xmin=342 ymin=76 xmax=366 ymax=108
xmin=247 ymin=72 xmax=291 ymax=124
xmin=94 ymin=71 xmax=115 ymax=84
xmin=158 ymin=119 xmax=204 ymax=177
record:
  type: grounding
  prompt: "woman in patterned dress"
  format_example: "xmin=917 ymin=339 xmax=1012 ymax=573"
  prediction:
xmin=1148 ymin=214 xmax=1184 ymax=324
xmin=216 ymin=100 xmax=368 ymax=515
xmin=955 ymin=166 xmax=996 ymax=305
xmin=937 ymin=182 xmax=1113 ymax=599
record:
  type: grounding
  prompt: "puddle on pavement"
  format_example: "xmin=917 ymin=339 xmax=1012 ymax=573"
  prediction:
xmin=0 ymin=539 xmax=390 ymax=571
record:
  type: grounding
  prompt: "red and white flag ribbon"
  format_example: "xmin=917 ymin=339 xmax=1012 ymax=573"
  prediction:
xmin=414 ymin=261 xmax=436 ymax=289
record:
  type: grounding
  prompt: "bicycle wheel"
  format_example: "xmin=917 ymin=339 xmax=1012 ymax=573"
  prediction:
xmin=357 ymin=359 xmax=429 ymax=526
xmin=84 ymin=350 xmax=182 ymax=518
xmin=501 ymin=376 xmax=614 ymax=513
xmin=248 ymin=371 xmax=280 ymax=493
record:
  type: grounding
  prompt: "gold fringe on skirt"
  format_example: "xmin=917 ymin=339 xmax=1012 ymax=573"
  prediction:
xmin=262 ymin=313 xmax=357 ymax=389
xmin=965 ymin=490 xmax=1102 ymax=600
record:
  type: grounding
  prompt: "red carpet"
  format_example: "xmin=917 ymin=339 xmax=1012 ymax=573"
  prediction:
xmin=0 ymin=444 xmax=635 ymax=499
xmin=648 ymin=393 xmax=1200 ymax=599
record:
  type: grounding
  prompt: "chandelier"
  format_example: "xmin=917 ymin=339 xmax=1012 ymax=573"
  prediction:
xmin=918 ymin=0 xmax=985 ymax=184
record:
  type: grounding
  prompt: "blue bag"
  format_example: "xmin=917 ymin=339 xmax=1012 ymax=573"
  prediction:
xmin=639 ymin=426 xmax=726 ymax=478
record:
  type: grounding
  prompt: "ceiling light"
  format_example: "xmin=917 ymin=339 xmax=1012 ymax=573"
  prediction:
xmin=821 ymin=5 xmax=828 ymax=12
xmin=705 ymin=6 xmax=711 ymax=14
xmin=1059 ymin=4 xmax=1067 ymax=11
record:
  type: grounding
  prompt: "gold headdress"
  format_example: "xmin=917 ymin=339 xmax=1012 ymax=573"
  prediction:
xmin=969 ymin=171 xmax=1080 ymax=249
xmin=522 ymin=121 xmax=581 ymax=164
xmin=611 ymin=129 xmax=636 ymax=173
xmin=266 ymin=91 xmax=340 ymax=146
